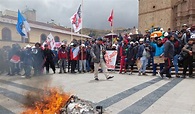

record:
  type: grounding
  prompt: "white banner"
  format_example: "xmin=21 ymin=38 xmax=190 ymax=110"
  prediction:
xmin=104 ymin=51 xmax=118 ymax=69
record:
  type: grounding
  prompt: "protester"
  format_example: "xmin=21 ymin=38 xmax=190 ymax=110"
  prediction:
xmin=58 ymin=43 xmax=68 ymax=74
xmin=127 ymin=42 xmax=136 ymax=75
xmin=151 ymin=38 xmax=164 ymax=76
xmin=43 ymin=44 xmax=56 ymax=74
xmin=23 ymin=45 xmax=34 ymax=78
xmin=137 ymin=38 xmax=150 ymax=76
xmin=119 ymin=39 xmax=128 ymax=73
xmin=70 ymin=43 xmax=79 ymax=73
xmin=159 ymin=34 xmax=175 ymax=79
xmin=181 ymin=37 xmax=194 ymax=78
xmin=33 ymin=43 xmax=44 ymax=76
xmin=90 ymin=37 xmax=114 ymax=81
xmin=79 ymin=44 xmax=87 ymax=73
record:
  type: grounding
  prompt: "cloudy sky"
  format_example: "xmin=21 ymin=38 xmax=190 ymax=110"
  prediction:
xmin=0 ymin=0 xmax=138 ymax=29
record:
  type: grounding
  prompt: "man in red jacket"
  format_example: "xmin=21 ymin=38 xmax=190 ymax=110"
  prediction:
xmin=119 ymin=40 xmax=128 ymax=73
xmin=79 ymin=44 xmax=87 ymax=73
xmin=58 ymin=43 xmax=67 ymax=73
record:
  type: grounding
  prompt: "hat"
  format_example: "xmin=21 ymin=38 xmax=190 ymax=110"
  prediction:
xmin=135 ymin=41 xmax=139 ymax=44
xmin=26 ymin=44 xmax=31 ymax=48
xmin=112 ymin=44 xmax=117 ymax=47
xmin=61 ymin=43 xmax=65 ymax=46
xmin=81 ymin=44 xmax=85 ymax=47
xmin=44 ymin=44 xmax=48 ymax=47
xmin=190 ymin=34 xmax=195 ymax=39
xmin=130 ymin=41 xmax=134 ymax=44
xmin=164 ymin=32 xmax=169 ymax=37
xmin=35 ymin=42 xmax=41 ymax=47
xmin=146 ymin=40 xmax=150 ymax=43
xmin=97 ymin=37 xmax=103 ymax=41
xmin=182 ymin=24 xmax=188 ymax=27
xmin=157 ymin=38 xmax=162 ymax=41
xmin=139 ymin=38 xmax=144 ymax=42
xmin=70 ymin=43 xmax=74 ymax=46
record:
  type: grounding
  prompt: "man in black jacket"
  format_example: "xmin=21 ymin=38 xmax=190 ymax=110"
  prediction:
xmin=159 ymin=34 xmax=175 ymax=79
xmin=43 ymin=44 xmax=56 ymax=74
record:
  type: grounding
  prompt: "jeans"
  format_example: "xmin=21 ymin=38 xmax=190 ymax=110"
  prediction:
xmin=59 ymin=59 xmax=67 ymax=72
xmin=153 ymin=63 xmax=164 ymax=74
xmin=139 ymin=56 xmax=148 ymax=73
xmin=171 ymin=54 xmax=179 ymax=74
xmin=86 ymin=60 xmax=90 ymax=71
xmin=79 ymin=60 xmax=86 ymax=72
xmin=24 ymin=64 xmax=32 ymax=77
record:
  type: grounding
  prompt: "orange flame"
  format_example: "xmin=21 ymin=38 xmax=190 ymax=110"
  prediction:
xmin=22 ymin=87 xmax=70 ymax=114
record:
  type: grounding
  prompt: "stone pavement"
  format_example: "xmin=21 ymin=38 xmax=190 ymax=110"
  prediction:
xmin=0 ymin=72 xmax=195 ymax=114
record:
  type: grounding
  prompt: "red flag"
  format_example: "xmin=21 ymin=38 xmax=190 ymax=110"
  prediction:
xmin=108 ymin=9 xmax=113 ymax=26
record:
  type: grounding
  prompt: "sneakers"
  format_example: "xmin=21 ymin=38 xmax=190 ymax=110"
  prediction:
xmin=138 ymin=72 xmax=141 ymax=76
xmin=142 ymin=73 xmax=148 ymax=76
xmin=95 ymin=77 xmax=99 ymax=81
xmin=107 ymin=76 xmax=114 ymax=80
xmin=158 ymin=72 xmax=163 ymax=78
xmin=180 ymin=75 xmax=186 ymax=78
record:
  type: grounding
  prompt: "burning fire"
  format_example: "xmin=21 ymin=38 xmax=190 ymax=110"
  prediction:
xmin=22 ymin=87 xmax=70 ymax=114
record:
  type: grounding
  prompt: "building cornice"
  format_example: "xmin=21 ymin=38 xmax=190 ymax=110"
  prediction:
xmin=0 ymin=17 xmax=90 ymax=38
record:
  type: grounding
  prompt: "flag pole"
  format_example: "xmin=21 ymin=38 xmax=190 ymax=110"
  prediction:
xmin=71 ymin=22 xmax=73 ymax=42
xmin=81 ymin=0 xmax=84 ymax=63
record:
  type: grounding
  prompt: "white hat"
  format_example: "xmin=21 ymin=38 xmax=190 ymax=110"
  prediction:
xmin=164 ymin=32 xmax=169 ymax=37
xmin=26 ymin=44 xmax=31 ymax=48
xmin=70 ymin=43 xmax=74 ymax=46
xmin=112 ymin=44 xmax=116 ymax=47
xmin=160 ymin=28 xmax=164 ymax=31
xmin=81 ymin=44 xmax=85 ymax=47
xmin=139 ymin=38 xmax=144 ymax=42
xmin=191 ymin=34 xmax=195 ymax=39
xmin=130 ymin=41 xmax=134 ymax=44
xmin=61 ymin=43 xmax=65 ymax=46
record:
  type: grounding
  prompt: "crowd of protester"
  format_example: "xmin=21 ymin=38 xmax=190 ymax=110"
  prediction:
xmin=0 ymin=24 xmax=194 ymax=79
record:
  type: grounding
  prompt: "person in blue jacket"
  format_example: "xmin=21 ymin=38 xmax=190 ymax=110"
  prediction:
xmin=151 ymin=38 xmax=164 ymax=76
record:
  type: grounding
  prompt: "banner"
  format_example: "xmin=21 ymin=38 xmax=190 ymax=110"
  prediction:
xmin=104 ymin=50 xmax=117 ymax=69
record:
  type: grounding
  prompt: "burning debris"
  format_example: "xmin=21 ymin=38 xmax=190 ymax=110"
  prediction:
xmin=22 ymin=88 xmax=103 ymax=114
xmin=60 ymin=96 xmax=102 ymax=114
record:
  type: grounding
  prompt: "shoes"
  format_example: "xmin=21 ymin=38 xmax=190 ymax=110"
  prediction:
xmin=158 ymin=72 xmax=163 ymax=78
xmin=164 ymin=77 xmax=170 ymax=79
xmin=138 ymin=72 xmax=141 ymax=76
xmin=107 ymin=76 xmax=114 ymax=80
xmin=181 ymin=75 xmax=186 ymax=78
xmin=59 ymin=71 xmax=62 ymax=74
xmin=95 ymin=78 xmax=99 ymax=81
xmin=176 ymin=75 xmax=180 ymax=78
xmin=142 ymin=73 xmax=148 ymax=76
xmin=152 ymin=73 xmax=156 ymax=76
xmin=189 ymin=75 xmax=194 ymax=78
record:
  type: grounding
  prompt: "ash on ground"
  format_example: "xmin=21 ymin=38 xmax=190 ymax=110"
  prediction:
xmin=60 ymin=96 xmax=103 ymax=114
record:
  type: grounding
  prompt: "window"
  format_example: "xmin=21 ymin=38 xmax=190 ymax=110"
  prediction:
xmin=40 ymin=34 xmax=47 ymax=43
xmin=2 ymin=27 xmax=11 ymax=41
xmin=54 ymin=36 xmax=60 ymax=42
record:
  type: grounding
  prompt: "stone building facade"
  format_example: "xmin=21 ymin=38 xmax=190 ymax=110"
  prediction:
xmin=138 ymin=0 xmax=195 ymax=34
xmin=0 ymin=10 xmax=90 ymax=47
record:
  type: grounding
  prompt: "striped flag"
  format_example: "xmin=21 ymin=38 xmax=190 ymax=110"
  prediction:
xmin=16 ymin=10 xmax=31 ymax=38
xmin=70 ymin=4 xmax=82 ymax=33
